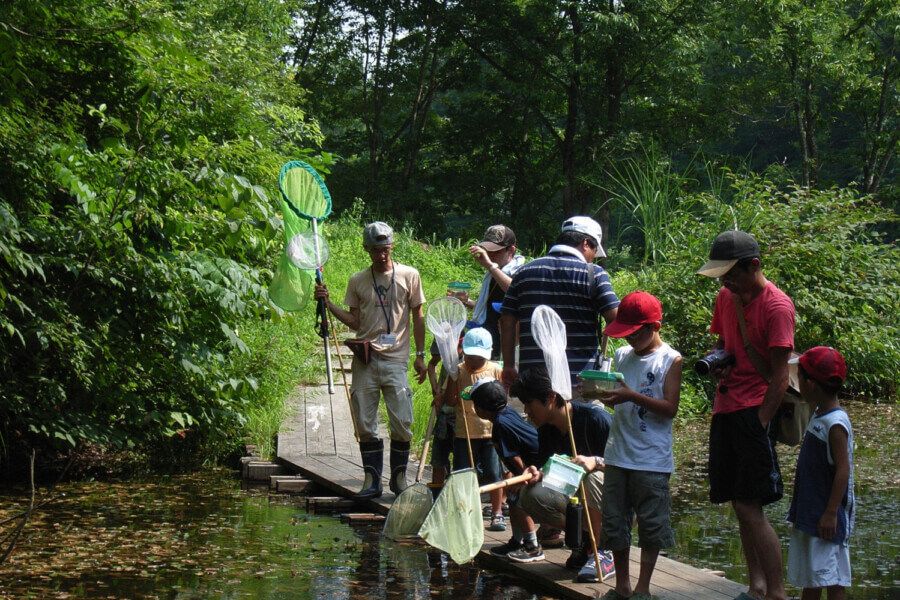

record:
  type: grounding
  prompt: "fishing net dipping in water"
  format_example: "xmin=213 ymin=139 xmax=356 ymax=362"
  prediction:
xmin=382 ymin=482 xmax=433 ymax=541
xmin=417 ymin=469 xmax=482 ymax=564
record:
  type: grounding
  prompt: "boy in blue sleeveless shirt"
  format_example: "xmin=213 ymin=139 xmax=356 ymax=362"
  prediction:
xmin=787 ymin=347 xmax=855 ymax=600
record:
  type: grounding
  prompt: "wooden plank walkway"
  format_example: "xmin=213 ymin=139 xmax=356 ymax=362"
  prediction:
xmin=277 ymin=368 xmax=746 ymax=600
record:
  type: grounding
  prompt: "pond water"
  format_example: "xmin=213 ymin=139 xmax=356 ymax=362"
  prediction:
xmin=0 ymin=402 xmax=896 ymax=599
xmin=0 ymin=472 xmax=546 ymax=599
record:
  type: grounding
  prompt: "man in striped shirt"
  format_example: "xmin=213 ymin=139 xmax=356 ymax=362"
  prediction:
xmin=500 ymin=216 xmax=619 ymax=392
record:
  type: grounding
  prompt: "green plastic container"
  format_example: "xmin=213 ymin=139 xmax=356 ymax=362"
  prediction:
xmin=541 ymin=454 xmax=586 ymax=497
xmin=578 ymin=370 xmax=625 ymax=398
xmin=447 ymin=281 xmax=472 ymax=292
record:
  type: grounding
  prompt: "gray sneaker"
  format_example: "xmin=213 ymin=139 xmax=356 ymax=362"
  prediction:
xmin=507 ymin=542 xmax=545 ymax=563
xmin=488 ymin=513 xmax=507 ymax=531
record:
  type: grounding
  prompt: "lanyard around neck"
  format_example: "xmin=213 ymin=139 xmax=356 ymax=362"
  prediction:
xmin=371 ymin=266 xmax=396 ymax=333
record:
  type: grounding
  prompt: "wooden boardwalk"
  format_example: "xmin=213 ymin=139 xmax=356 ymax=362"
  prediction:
xmin=277 ymin=361 xmax=746 ymax=600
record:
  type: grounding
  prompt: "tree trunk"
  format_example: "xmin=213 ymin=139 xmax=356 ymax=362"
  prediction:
xmin=863 ymin=46 xmax=897 ymax=194
xmin=561 ymin=2 xmax=583 ymax=217
xmin=401 ymin=5 xmax=441 ymax=190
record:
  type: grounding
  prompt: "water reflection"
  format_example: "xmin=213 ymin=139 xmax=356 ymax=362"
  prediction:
xmin=0 ymin=472 xmax=544 ymax=599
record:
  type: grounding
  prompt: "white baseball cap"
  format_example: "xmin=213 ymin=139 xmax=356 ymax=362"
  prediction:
xmin=562 ymin=216 xmax=606 ymax=258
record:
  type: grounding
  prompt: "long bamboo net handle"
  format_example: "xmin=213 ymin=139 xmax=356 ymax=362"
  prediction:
xmin=479 ymin=471 xmax=532 ymax=493
xmin=459 ymin=381 xmax=476 ymax=468
xmin=415 ymin=406 xmax=438 ymax=483
xmin=327 ymin=312 xmax=358 ymax=442
xmin=565 ymin=401 xmax=602 ymax=580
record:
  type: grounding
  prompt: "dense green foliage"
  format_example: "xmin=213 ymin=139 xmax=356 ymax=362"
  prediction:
xmin=291 ymin=0 xmax=898 ymax=245
xmin=1 ymin=1 xmax=896 ymax=469
xmin=0 ymin=0 xmax=330 ymax=464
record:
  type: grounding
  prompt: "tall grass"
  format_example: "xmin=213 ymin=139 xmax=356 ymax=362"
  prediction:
xmin=593 ymin=144 xmax=696 ymax=265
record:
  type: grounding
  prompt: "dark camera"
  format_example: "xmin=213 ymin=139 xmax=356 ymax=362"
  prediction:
xmin=695 ymin=349 xmax=735 ymax=375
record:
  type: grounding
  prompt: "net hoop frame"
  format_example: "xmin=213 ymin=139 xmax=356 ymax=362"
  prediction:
xmin=278 ymin=160 xmax=333 ymax=221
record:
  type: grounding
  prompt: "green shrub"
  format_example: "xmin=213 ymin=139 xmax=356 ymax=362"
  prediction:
xmin=631 ymin=175 xmax=898 ymax=403
xmin=0 ymin=0 xmax=327 ymax=465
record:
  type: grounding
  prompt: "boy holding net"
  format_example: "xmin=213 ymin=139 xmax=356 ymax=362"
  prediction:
xmin=426 ymin=336 xmax=460 ymax=492
xmin=444 ymin=328 xmax=506 ymax=531
xmin=470 ymin=378 xmax=544 ymax=562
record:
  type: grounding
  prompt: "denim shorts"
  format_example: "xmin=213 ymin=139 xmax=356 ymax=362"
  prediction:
xmin=600 ymin=465 xmax=674 ymax=551
xmin=453 ymin=438 xmax=502 ymax=484
xmin=431 ymin=435 xmax=453 ymax=468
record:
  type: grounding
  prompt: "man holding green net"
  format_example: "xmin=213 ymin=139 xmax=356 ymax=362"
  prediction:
xmin=315 ymin=222 xmax=427 ymax=499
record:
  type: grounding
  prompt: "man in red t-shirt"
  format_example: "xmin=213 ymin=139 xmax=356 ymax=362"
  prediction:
xmin=698 ymin=230 xmax=795 ymax=600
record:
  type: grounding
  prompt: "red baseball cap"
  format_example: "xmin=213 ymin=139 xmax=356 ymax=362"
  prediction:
xmin=790 ymin=346 xmax=847 ymax=386
xmin=603 ymin=290 xmax=662 ymax=338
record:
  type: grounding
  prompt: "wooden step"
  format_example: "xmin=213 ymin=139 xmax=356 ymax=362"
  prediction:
xmin=242 ymin=461 xmax=285 ymax=482
xmin=340 ymin=513 xmax=386 ymax=524
xmin=276 ymin=478 xmax=317 ymax=494
xmin=306 ymin=496 xmax=357 ymax=512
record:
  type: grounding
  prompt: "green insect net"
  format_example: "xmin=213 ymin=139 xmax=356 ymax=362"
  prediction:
xmin=268 ymin=161 xmax=332 ymax=312
xmin=417 ymin=469 xmax=483 ymax=564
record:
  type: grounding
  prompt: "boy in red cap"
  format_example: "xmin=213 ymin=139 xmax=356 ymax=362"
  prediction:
xmin=595 ymin=290 xmax=683 ymax=600
xmin=786 ymin=347 xmax=855 ymax=600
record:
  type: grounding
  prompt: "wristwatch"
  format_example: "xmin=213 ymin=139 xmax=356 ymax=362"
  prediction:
xmin=415 ymin=351 xmax=426 ymax=358
xmin=488 ymin=262 xmax=499 ymax=271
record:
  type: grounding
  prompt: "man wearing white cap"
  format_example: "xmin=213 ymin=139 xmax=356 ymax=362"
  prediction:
xmin=500 ymin=216 xmax=619 ymax=390
xmin=315 ymin=221 xmax=427 ymax=500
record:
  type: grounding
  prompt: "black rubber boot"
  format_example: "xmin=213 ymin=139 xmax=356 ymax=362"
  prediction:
xmin=353 ymin=439 xmax=383 ymax=500
xmin=389 ymin=439 xmax=410 ymax=495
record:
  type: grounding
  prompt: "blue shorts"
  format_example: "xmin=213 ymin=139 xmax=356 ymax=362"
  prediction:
xmin=453 ymin=438 xmax=502 ymax=484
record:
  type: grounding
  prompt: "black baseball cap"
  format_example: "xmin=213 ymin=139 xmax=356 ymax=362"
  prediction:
xmin=697 ymin=230 xmax=760 ymax=278
xmin=470 ymin=379 xmax=508 ymax=413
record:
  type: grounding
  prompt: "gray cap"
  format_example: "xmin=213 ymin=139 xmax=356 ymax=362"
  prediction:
xmin=363 ymin=221 xmax=394 ymax=248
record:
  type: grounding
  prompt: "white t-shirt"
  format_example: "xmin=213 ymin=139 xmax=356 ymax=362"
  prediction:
xmin=604 ymin=342 xmax=681 ymax=473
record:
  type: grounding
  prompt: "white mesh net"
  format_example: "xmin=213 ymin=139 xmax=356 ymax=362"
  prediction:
xmin=286 ymin=231 xmax=329 ymax=270
xmin=426 ymin=296 xmax=467 ymax=380
xmin=530 ymin=305 xmax=572 ymax=400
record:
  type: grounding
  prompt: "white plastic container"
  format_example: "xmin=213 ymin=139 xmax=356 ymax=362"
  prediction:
xmin=578 ymin=370 xmax=624 ymax=399
xmin=541 ymin=454 xmax=586 ymax=497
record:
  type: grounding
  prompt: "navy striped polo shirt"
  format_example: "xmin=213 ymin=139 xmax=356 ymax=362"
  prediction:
xmin=501 ymin=245 xmax=619 ymax=383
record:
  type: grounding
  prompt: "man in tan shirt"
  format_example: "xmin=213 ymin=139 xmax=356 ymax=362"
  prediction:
xmin=315 ymin=222 xmax=427 ymax=499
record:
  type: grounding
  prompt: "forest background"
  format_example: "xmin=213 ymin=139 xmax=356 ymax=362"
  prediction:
xmin=0 ymin=0 xmax=896 ymax=472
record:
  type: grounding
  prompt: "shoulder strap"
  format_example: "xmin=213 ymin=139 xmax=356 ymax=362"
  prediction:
xmin=732 ymin=293 xmax=772 ymax=383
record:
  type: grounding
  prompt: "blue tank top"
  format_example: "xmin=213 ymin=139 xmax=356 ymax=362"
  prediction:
xmin=787 ymin=408 xmax=855 ymax=544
